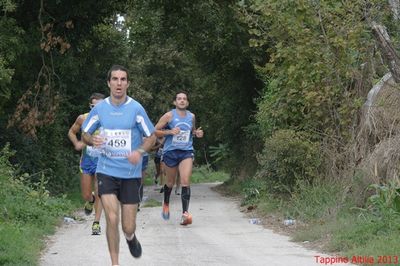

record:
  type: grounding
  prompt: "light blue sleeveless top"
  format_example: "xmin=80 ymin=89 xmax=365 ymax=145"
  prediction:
xmin=163 ymin=109 xmax=194 ymax=153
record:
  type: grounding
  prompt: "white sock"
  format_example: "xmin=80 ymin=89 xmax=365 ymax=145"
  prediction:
xmin=125 ymin=233 xmax=135 ymax=241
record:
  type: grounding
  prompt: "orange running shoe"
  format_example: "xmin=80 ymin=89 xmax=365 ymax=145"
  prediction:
xmin=161 ymin=203 xmax=170 ymax=220
xmin=180 ymin=211 xmax=192 ymax=225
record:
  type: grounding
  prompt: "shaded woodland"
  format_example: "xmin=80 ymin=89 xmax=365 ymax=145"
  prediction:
xmin=1 ymin=0 xmax=400 ymax=203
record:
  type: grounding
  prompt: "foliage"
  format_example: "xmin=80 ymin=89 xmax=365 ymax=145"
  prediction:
xmin=0 ymin=0 xmax=133 ymax=192
xmin=0 ymin=0 xmax=23 ymax=114
xmin=236 ymin=1 xmax=399 ymax=188
xmin=361 ymin=181 xmax=400 ymax=219
xmin=0 ymin=143 xmax=74 ymax=265
xmin=0 ymin=223 xmax=43 ymax=266
xmin=191 ymin=166 xmax=230 ymax=184
xmin=257 ymin=129 xmax=321 ymax=193
xmin=241 ymin=178 xmax=267 ymax=206
xmin=240 ymin=0 xmax=380 ymax=139
xmin=287 ymin=179 xmax=345 ymax=221
xmin=0 ymin=142 xmax=15 ymax=178
xmin=209 ymin=143 xmax=230 ymax=169
xmin=124 ymin=1 xmax=261 ymax=177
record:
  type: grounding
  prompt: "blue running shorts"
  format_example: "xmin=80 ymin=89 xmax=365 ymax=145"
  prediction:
xmin=80 ymin=155 xmax=98 ymax=175
xmin=162 ymin=150 xmax=194 ymax=168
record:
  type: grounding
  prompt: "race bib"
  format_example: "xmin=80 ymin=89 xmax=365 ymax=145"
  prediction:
xmin=104 ymin=129 xmax=131 ymax=158
xmin=172 ymin=130 xmax=190 ymax=145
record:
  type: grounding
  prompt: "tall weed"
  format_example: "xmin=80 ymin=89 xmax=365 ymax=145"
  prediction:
xmin=288 ymin=180 xmax=346 ymax=221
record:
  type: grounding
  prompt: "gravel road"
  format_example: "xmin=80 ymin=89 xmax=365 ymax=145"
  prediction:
xmin=40 ymin=182 xmax=351 ymax=266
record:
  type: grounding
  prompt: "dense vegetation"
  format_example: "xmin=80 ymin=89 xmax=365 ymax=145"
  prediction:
xmin=1 ymin=0 xmax=400 ymax=264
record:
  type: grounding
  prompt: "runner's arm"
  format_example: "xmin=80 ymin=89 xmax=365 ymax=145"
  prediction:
xmin=192 ymin=114 xmax=204 ymax=138
xmin=68 ymin=115 xmax=86 ymax=151
xmin=155 ymin=112 xmax=179 ymax=137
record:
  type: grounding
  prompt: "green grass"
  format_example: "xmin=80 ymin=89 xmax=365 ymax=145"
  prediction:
xmin=191 ymin=166 xmax=230 ymax=183
xmin=0 ymin=171 xmax=76 ymax=266
xmin=224 ymin=177 xmax=400 ymax=265
xmin=0 ymin=223 xmax=57 ymax=266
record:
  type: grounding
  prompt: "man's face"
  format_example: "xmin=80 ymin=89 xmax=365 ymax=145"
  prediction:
xmin=174 ymin=93 xmax=189 ymax=110
xmin=89 ymin=98 xmax=103 ymax=109
xmin=107 ymin=70 xmax=129 ymax=100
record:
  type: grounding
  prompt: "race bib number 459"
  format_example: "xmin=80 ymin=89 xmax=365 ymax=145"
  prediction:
xmin=104 ymin=129 xmax=131 ymax=158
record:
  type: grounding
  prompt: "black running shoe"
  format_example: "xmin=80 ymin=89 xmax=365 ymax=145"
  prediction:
xmin=127 ymin=235 xmax=142 ymax=258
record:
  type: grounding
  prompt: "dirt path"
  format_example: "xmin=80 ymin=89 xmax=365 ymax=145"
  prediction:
xmin=40 ymin=183 xmax=351 ymax=266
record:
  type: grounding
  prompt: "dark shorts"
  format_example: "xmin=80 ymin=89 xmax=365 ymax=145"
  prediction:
xmin=162 ymin=150 xmax=194 ymax=168
xmin=142 ymin=155 xmax=149 ymax=171
xmin=97 ymin=173 xmax=142 ymax=204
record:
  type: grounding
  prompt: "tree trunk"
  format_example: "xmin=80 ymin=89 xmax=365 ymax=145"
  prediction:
xmin=371 ymin=21 xmax=400 ymax=83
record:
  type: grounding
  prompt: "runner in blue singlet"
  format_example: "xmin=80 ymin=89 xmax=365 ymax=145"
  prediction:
xmin=155 ymin=91 xmax=204 ymax=226
xmin=68 ymin=92 xmax=105 ymax=235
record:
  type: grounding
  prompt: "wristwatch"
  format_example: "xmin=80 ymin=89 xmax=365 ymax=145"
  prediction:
xmin=136 ymin=148 xmax=145 ymax=155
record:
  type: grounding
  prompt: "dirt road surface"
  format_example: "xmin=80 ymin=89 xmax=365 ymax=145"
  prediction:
xmin=40 ymin=183 xmax=351 ymax=266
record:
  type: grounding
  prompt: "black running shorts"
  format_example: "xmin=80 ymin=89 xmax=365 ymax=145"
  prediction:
xmin=97 ymin=173 xmax=141 ymax=204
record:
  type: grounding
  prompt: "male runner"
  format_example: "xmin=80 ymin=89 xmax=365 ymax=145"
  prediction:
xmin=68 ymin=92 xmax=105 ymax=235
xmin=155 ymin=91 xmax=204 ymax=225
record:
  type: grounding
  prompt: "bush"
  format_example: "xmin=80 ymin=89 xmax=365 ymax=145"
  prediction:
xmin=257 ymin=129 xmax=321 ymax=193
xmin=0 ymin=143 xmax=75 ymax=265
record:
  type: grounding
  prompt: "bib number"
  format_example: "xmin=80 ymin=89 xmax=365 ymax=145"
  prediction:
xmin=104 ymin=129 xmax=131 ymax=158
xmin=172 ymin=130 xmax=190 ymax=145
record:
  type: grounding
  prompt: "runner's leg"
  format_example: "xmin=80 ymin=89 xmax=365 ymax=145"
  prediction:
xmin=101 ymin=194 xmax=120 ymax=265
xmin=81 ymin=173 xmax=94 ymax=202
xmin=93 ymin=174 xmax=102 ymax=221
xmin=179 ymin=158 xmax=193 ymax=212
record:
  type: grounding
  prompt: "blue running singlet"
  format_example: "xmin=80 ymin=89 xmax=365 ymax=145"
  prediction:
xmin=163 ymin=109 xmax=194 ymax=153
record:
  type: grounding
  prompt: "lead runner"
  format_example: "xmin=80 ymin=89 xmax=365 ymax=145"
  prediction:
xmin=82 ymin=65 xmax=156 ymax=265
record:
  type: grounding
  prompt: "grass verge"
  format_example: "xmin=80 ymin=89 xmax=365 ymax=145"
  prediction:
xmin=221 ymin=177 xmax=400 ymax=266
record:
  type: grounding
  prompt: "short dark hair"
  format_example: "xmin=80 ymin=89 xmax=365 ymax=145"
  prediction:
xmin=174 ymin=91 xmax=189 ymax=101
xmin=89 ymin=92 xmax=105 ymax=102
xmin=107 ymin=65 xmax=129 ymax=81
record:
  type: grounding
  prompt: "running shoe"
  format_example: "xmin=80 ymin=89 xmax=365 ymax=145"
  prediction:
xmin=161 ymin=203 xmax=170 ymax=220
xmin=84 ymin=201 xmax=94 ymax=215
xmin=127 ymin=235 xmax=142 ymax=258
xmin=92 ymin=222 xmax=101 ymax=235
xmin=84 ymin=192 xmax=95 ymax=215
xmin=180 ymin=211 xmax=192 ymax=226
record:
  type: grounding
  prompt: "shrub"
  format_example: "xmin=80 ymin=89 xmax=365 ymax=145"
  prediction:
xmin=257 ymin=129 xmax=321 ymax=193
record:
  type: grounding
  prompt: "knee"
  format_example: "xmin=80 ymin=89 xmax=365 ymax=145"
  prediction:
xmin=107 ymin=212 xmax=119 ymax=227
xmin=122 ymin=222 xmax=136 ymax=236
xmin=82 ymin=191 xmax=93 ymax=202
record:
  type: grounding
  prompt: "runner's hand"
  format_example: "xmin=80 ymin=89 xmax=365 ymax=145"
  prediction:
xmin=127 ymin=150 xmax=141 ymax=164
xmin=92 ymin=135 xmax=105 ymax=147
xmin=195 ymin=127 xmax=203 ymax=138
xmin=169 ymin=127 xmax=180 ymax=135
